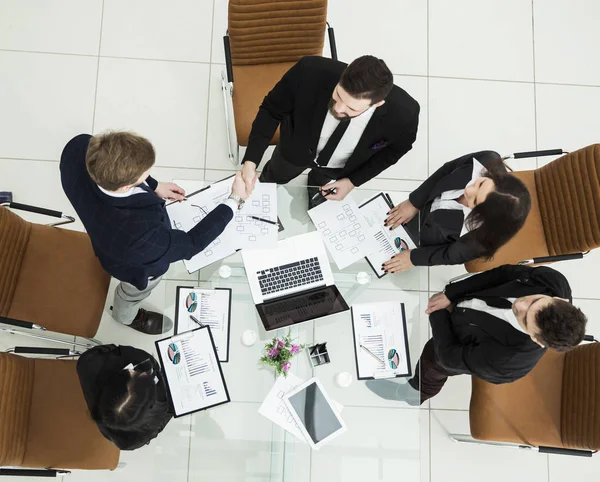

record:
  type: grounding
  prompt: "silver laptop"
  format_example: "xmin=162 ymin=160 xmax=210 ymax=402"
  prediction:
xmin=242 ymin=231 xmax=349 ymax=331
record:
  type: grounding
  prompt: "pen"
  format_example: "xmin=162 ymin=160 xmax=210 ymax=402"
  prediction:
xmin=311 ymin=187 xmax=337 ymax=201
xmin=190 ymin=315 xmax=205 ymax=328
xmin=360 ymin=345 xmax=385 ymax=365
xmin=250 ymin=215 xmax=278 ymax=226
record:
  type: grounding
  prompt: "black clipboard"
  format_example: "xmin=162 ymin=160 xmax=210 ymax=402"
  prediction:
xmin=350 ymin=302 xmax=412 ymax=380
xmin=358 ymin=192 xmax=420 ymax=278
xmin=155 ymin=326 xmax=231 ymax=418
xmin=174 ymin=286 xmax=232 ymax=363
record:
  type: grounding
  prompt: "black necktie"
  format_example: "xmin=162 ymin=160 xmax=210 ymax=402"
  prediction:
xmin=315 ymin=119 xmax=350 ymax=167
xmin=477 ymin=296 xmax=513 ymax=309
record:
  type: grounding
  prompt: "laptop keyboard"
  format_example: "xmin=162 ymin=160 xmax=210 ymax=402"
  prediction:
xmin=257 ymin=257 xmax=323 ymax=296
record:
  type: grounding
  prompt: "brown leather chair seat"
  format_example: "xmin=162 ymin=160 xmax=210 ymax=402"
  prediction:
xmin=0 ymin=353 xmax=119 ymax=471
xmin=0 ymin=207 xmax=110 ymax=338
xmin=232 ymin=63 xmax=294 ymax=146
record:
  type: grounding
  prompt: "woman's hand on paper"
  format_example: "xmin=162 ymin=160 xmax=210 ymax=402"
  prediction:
xmin=385 ymin=199 xmax=418 ymax=230
xmin=382 ymin=249 xmax=414 ymax=273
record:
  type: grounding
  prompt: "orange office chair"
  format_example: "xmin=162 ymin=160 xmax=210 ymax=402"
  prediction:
xmin=221 ymin=0 xmax=337 ymax=165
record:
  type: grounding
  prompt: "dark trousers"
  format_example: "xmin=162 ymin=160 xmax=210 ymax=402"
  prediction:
xmin=408 ymin=339 xmax=459 ymax=404
xmin=260 ymin=145 xmax=344 ymax=188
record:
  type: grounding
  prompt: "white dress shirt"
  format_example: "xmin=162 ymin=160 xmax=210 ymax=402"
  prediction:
xmin=314 ymin=107 xmax=376 ymax=169
xmin=97 ymin=182 xmax=238 ymax=213
xmin=430 ymin=158 xmax=486 ymax=236
xmin=457 ymin=297 xmax=526 ymax=334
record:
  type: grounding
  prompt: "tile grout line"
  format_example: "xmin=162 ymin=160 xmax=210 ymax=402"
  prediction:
xmin=201 ymin=0 xmax=218 ymax=176
xmin=90 ymin=0 xmax=105 ymax=134
xmin=531 ymin=0 xmax=539 ymax=169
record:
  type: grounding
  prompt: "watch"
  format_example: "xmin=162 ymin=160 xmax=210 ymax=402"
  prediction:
xmin=228 ymin=193 xmax=245 ymax=210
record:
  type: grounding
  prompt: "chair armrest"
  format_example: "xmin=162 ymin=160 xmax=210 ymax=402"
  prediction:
xmin=13 ymin=346 xmax=77 ymax=356
xmin=506 ymin=149 xmax=565 ymax=159
xmin=519 ymin=253 xmax=584 ymax=265
xmin=583 ymin=335 xmax=599 ymax=343
xmin=0 ymin=468 xmax=69 ymax=476
xmin=223 ymin=34 xmax=233 ymax=83
xmin=327 ymin=22 xmax=338 ymax=61
xmin=538 ymin=446 xmax=594 ymax=457
xmin=3 ymin=202 xmax=75 ymax=227
xmin=0 ymin=315 xmax=44 ymax=330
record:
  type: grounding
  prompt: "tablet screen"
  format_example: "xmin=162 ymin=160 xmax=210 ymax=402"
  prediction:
xmin=287 ymin=381 xmax=342 ymax=444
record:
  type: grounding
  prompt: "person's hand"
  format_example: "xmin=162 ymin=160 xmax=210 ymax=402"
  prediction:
xmin=241 ymin=161 xmax=258 ymax=194
xmin=321 ymin=178 xmax=355 ymax=201
xmin=382 ymin=249 xmax=414 ymax=273
xmin=155 ymin=182 xmax=185 ymax=201
xmin=425 ymin=292 xmax=452 ymax=314
xmin=231 ymin=171 xmax=250 ymax=200
xmin=385 ymin=199 xmax=419 ymax=230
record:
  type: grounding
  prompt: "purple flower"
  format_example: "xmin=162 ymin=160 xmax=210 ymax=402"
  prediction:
xmin=277 ymin=340 xmax=285 ymax=348
xmin=282 ymin=361 xmax=291 ymax=372
xmin=268 ymin=348 xmax=280 ymax=358
xmin=291 ymin=344 xmax=300 ymax=355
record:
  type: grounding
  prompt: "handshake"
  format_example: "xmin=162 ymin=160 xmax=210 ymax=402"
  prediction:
xmin=230 ymin=161 xmax=259 ymax=201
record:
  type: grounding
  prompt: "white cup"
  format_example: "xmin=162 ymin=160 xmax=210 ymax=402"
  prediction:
xmin=241 ymin=330 xmax=257 ymax=347
xmin=219 ymin=265 xmax=232 ymax=278
xmin=336 ymin=371 xmax=353 ymax=388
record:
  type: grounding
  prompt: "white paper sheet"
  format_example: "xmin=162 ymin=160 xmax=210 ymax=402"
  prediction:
xmin=352 ymin=301 xmax=410 ymax=379
xmin=258 ymin=374 xmax=344 ymax=443
xmin=175 ymin=287 xmax=231 ymax=362
xmin=166 ymin=178 xmax=278 ymax=272
xmin=358 ymin=193 xmax=418 ymax=277
xmin=307 ymin=194 xmax=379 ymax=269
xmin=156 ymin=328 xmax=229 ymax=416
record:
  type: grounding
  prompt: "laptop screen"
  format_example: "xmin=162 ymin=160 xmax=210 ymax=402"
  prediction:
xmin=256 ymin=285 xmax=349 ymax=331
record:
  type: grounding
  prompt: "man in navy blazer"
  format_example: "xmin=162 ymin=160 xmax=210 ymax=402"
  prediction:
xmin=61 ymin=132 xmax=252 ymax=334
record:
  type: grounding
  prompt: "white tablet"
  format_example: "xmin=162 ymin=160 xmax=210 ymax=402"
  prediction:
xmin=283 ymin=378 xmax=347 ymax=449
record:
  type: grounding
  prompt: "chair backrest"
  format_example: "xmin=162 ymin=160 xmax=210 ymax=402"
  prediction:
xmin=0 ymin=352 xmax=35 ymax=466
xmin=0 ymin=207 xmax=32 ymax=316
xmin=228 ymin=0 xmax=328 ymax=65
xmin=560 ymin=342 xmax=600 ymax=449
xmin=535 ymin=144 xmax=600 ymax=256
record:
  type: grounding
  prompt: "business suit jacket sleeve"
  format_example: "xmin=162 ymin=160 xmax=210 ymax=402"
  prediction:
xmin=443 ymin=264 xmax=533 ymax=301
xmin=131 ymin=204 xmax=234 ymax=265
xmin=145 ymin=175 xmax=158 ymax=191
xmin=242 ymin=59 xmax=303 ymax=168
xmin=429 ymin=309 xmax=514 ymax=381
xmin=346 ymin=108 xmax=420 ymax=187
xmin=408 ymin=152 xmax=478 ymax=209
xmin=410 ymin=233 xmax=487 ymax=266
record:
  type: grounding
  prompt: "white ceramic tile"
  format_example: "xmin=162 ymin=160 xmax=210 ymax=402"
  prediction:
xmin=311 ymin=407 xmax=422 ymax=482
xmin=536 ymin=83 xmax=600 ymax=166
xmin=94 ymin=57 xmax=209 ymax=169
xmin=69 ymin=416 xmax=191 ymax=482
xmin=429 ymin=263 xmax=468 ymax=294
xmin=430 ymin=410 xmax=549 ymax=482
xmin=534 ymin=0 xmax=600 ymax=86
xmin=0 ymin=51 xmax=96 ymax=160
xmin=327 ymin=0 xmax=427 ymax=76
xmin=0 ymin=0 xmax=102 ymax=55
xmin=188 ymin=403 xmax=275 ymax=481
xmin=549 ymin=446 xmax=600 ymax=482
xmin=101 ymin=0 xmax=213 ymax=62
xmin=548 ymin=249 xmax=600 ymax=302
xmin=380 ymin=75 xmax=428 ymax=181
xmin=429 ymin=0 xmax=534 ymax=82
xmin=428 ymin=77 xmax=537 ymax=174
xmin=0 ymin=158 xmax=86 ymax=232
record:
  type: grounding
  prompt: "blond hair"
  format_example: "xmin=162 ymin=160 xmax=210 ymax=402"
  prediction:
xmin=86 ymin=131 xmax=155 ymax=191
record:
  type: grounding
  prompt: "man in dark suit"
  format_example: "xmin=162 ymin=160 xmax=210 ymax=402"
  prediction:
xmin=61 ymin=132 xmax=251 ymax=335
xmin=367 ymin=265 xmax=587 ymax=405
xmin=240 ymin=55 xmax=420 ymax=204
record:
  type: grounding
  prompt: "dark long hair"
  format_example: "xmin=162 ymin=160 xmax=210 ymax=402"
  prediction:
xmin=465 ymin=160 xmax=532 ymax=259
xmin=93 ymin=369 xmax=158 ymax=433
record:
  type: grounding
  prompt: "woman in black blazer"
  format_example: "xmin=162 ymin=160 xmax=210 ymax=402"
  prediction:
xmin=77 ymin=344 xmax=173 ymax=450
xmin=383 ymin=150 xmax=531 ymax=273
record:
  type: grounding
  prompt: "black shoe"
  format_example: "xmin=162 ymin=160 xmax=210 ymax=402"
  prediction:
xmin=128 ymin=309 xmax=173 ymax=335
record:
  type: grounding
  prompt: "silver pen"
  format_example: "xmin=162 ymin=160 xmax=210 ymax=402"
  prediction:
xmin=360 ymin=344 xmax=385 ymax=365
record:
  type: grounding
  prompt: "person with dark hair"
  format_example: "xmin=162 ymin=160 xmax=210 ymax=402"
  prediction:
xmin=366 ymin=264 xmax=587 ymax=405
xmin=382 ymin=151 xmax=532 ymax=272
xmin=77 ymin=344 xmax=173 ymax=450
xmin=239 ymin=55 xmax=420 ymax=205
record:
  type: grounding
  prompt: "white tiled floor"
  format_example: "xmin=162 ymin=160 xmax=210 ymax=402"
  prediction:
xmin=1 ymin=1 xmax=599 ymax=482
